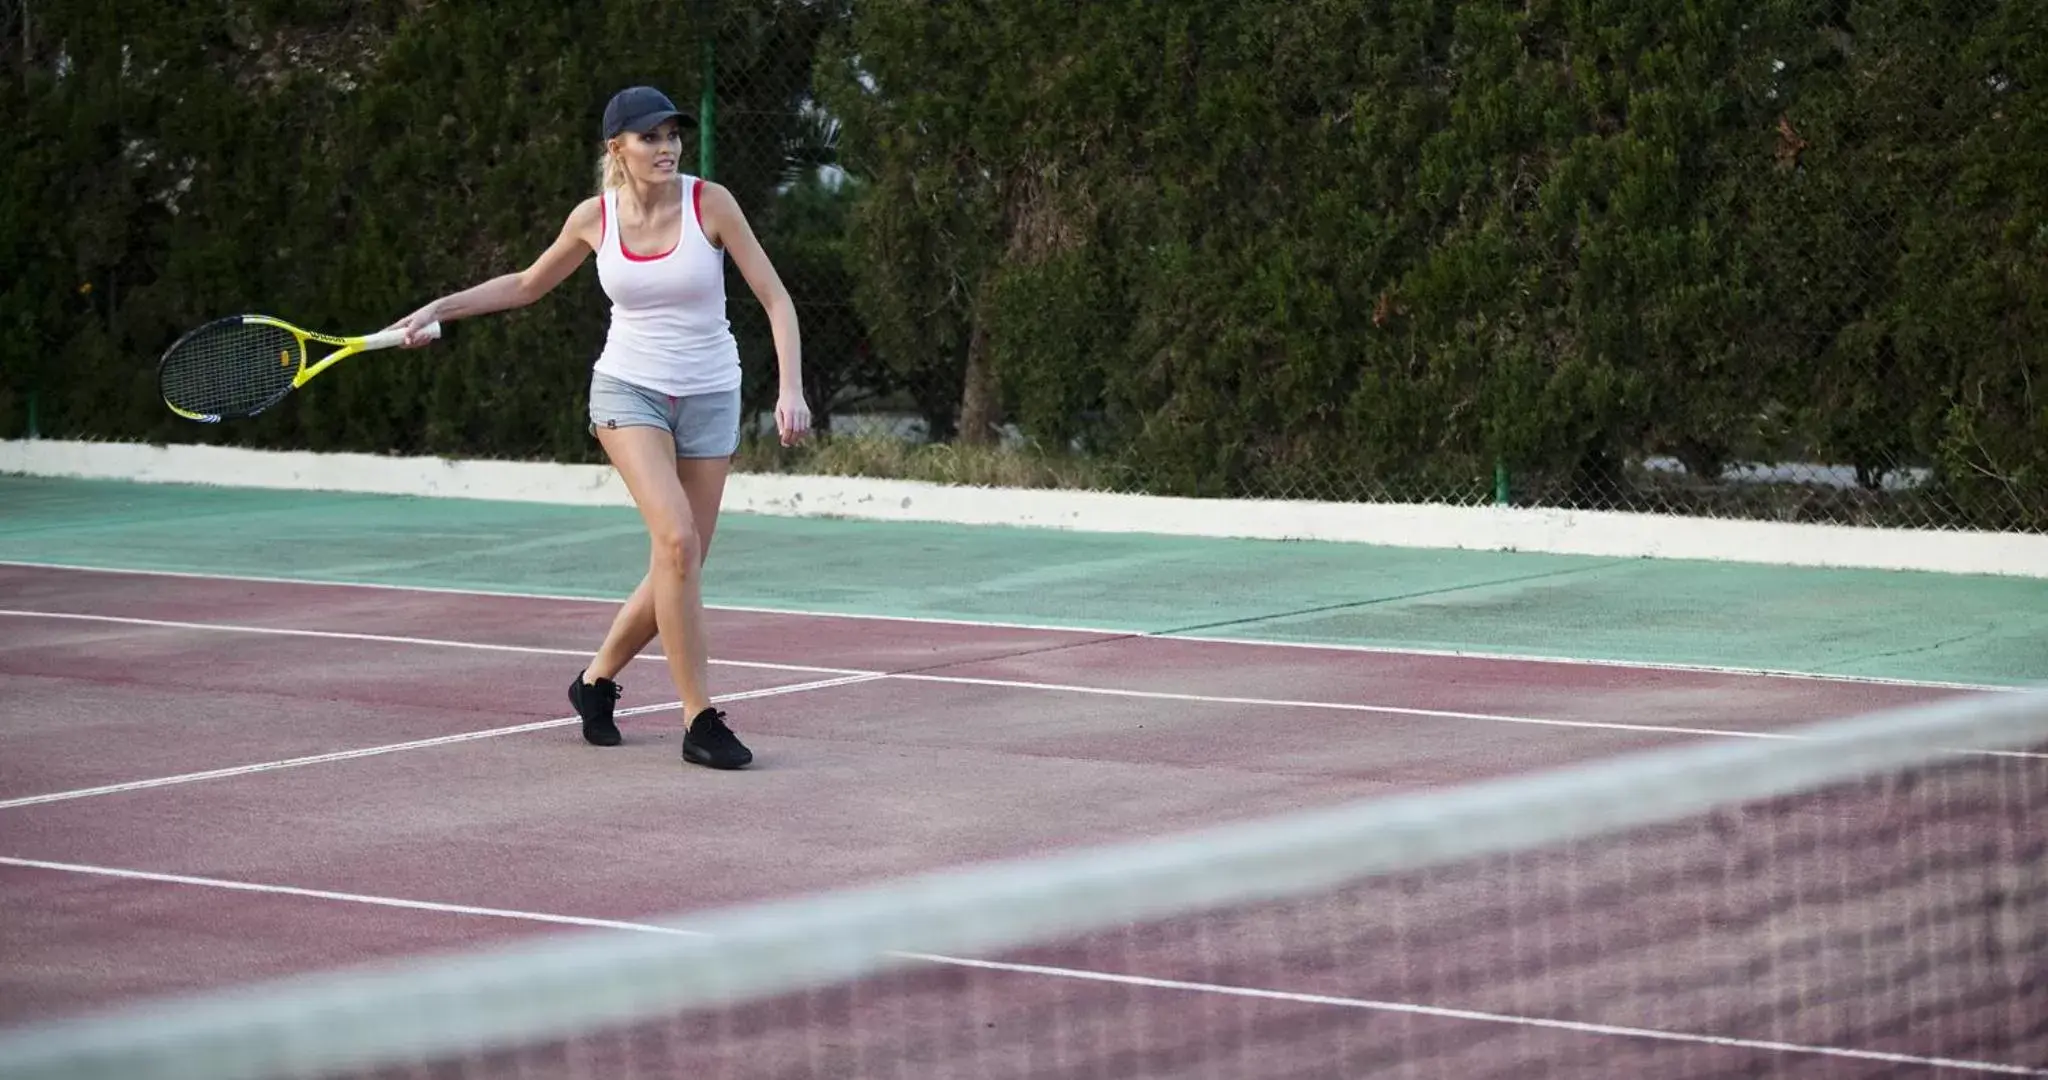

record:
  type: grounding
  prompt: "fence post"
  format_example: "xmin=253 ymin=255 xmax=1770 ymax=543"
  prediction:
xmin=698 ymin=32 xmax=716 ymax=180
xmin=1494 ymin=460 xmax=1510 ymax=506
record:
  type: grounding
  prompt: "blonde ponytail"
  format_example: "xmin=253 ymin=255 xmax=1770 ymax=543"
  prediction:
xmin=594 ymin=145 xmax=628 ymax=193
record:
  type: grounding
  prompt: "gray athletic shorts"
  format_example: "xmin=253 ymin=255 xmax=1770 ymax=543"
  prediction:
xmin=587 ymin=370 xmax=741 ymax=459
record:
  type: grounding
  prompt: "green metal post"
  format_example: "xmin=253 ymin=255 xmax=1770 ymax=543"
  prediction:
xmin=1494 ymin=459 xmax=1510 ymax=506
xmin=25 ymin=389 xmax=38 ymax=440
xmin=699 ymin=33 xmax=716 ymax=181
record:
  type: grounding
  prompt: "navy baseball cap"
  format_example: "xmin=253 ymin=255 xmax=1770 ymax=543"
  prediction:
xmin=603 ymin=86 xmax=692 ymax=139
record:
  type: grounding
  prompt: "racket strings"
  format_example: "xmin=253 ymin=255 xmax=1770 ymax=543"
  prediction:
xmin=160 ymin=322 xmax=305 ymax=419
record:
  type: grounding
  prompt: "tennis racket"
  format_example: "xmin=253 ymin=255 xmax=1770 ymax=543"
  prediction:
xmin=157 ymin=314 xmax=441 ymax=423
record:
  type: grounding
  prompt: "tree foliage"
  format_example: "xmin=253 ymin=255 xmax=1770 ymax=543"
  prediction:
xmin=3 ymin=0 xmax=848 ymax=459
xmin=5 ymin=0 xmax=2040 ymax=529
xmin=821 ymin=0 xmax=2045 ymax=526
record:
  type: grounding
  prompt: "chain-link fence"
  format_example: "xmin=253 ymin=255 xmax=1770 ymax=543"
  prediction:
xmin=6 ymin=1 xmax=2039 ymax=535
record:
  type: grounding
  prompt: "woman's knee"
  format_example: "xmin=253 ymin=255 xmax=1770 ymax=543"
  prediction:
xmin=648 ymin=516 xmax=701 ymax=577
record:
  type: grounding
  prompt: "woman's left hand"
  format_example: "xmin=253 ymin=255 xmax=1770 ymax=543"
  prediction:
xmin=776 ymin=389 xmax=813 ymax=446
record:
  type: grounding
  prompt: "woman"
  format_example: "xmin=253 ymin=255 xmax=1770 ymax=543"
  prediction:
xmin=386 ymin=85 xmax=809 ymax=770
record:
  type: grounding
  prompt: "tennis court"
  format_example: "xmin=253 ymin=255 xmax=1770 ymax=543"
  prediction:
xmin=1 ymin=474 xmax=2044 ymax=1078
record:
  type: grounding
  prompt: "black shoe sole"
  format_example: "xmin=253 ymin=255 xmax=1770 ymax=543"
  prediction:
xmin=682 ymin=744 xmax=752 ymax=770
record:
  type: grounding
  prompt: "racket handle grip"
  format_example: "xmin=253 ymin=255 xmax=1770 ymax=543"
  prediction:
xmin=362 ymin=321 xmax=443 ymax=350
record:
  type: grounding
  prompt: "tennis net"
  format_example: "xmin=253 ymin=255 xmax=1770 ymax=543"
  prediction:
xmin=2 ymin=688 xmax=2044 ymax=1079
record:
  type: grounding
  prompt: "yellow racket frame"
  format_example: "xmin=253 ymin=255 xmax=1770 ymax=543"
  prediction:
xmin=160 ymin=314 xmax=441 ymax=423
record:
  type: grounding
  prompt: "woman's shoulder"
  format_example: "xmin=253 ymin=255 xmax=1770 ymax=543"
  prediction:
xmin=557 ymin=194 xmax=606 ymax=249
xmin=688 ymin=178 xmax=743 ymax=222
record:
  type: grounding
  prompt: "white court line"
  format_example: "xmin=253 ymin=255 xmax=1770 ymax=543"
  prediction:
xmin=0 ymin=559 xmax=2014 ymax=692
xmin=0 ymin=857 xmax=708 ymax=938
xmin=0 ymin=608 xmax=871 ymax=678
xmin=4 ymin=607 xmax=2001 ymax=747
xmin=914 ymin=953 xmax=2048 ymax=1077
xmin=0 ymin=672 xmax=885 ymax=811
xmin=2 ymin=609 xmax=2039 ymax=814
xmin=4 ymin=857 xmax=2039 ymax=1078
xmin=891 ymin=672 xmax=2047 ymax=759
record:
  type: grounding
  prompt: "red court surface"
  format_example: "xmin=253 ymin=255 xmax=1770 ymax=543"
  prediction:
xmin=0 ymin=562 xmax=2019 ymax=1075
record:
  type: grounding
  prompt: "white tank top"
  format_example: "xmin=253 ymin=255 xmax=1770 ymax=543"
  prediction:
xmin=591 ymin=177 xmax=741 ymax=397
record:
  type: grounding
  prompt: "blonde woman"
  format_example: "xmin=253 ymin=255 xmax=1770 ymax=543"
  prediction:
xmin=387 ymin=86 xmax=810 ymax=770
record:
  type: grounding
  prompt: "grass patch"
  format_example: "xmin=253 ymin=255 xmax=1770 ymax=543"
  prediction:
xmin=732 ymin=430 xmax=2026 ymax=532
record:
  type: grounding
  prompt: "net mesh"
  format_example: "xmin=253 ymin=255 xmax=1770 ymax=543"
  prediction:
xmin=158 ymin=319 xmax=304 ymax=421
xmin=4 ymin=691 xmax=2044 ymax=1080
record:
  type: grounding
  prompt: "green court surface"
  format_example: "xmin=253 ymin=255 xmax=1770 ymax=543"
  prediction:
xmin=2 ymin=474 xmax=2042 ymax=688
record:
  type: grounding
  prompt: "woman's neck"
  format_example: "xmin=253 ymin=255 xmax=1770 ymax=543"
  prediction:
xmin=619 ymin=175 xmax=675 ymax=216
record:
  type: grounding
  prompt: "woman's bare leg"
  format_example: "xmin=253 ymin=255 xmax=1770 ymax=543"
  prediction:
xmin=590 ymin=427 xmax=714 ymax=717
xmin=583 ymin=454 xmax=732 ymax=682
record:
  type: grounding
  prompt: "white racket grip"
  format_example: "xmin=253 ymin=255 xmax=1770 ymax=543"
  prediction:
xmin=361 ymin=321 xmax=443 ymax=350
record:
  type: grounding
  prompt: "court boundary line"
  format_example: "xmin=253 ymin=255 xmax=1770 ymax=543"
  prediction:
xmin=0 ymin=858 xmax=708 ymax=937
xmin=0 ymin=671 xmax=885 ymax=811
xmin=3 ymin=607 xmax=2039 ymax=812
xmin=0 ymin=608 xmax=871 ymax=678
xmin=3 ymin=856 xmax=2038 ymax=1078
xmin=2 ymin=604 xmax=1912 ymax=749
xmin=0 ymin=558 xmax=2017 ymax=693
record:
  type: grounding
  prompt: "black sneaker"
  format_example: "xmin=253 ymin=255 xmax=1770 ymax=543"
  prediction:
xmin=568 ymin=671 xmax=622 ymax=747
xmin=682 ymin=708 xmax=752 ymax=770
